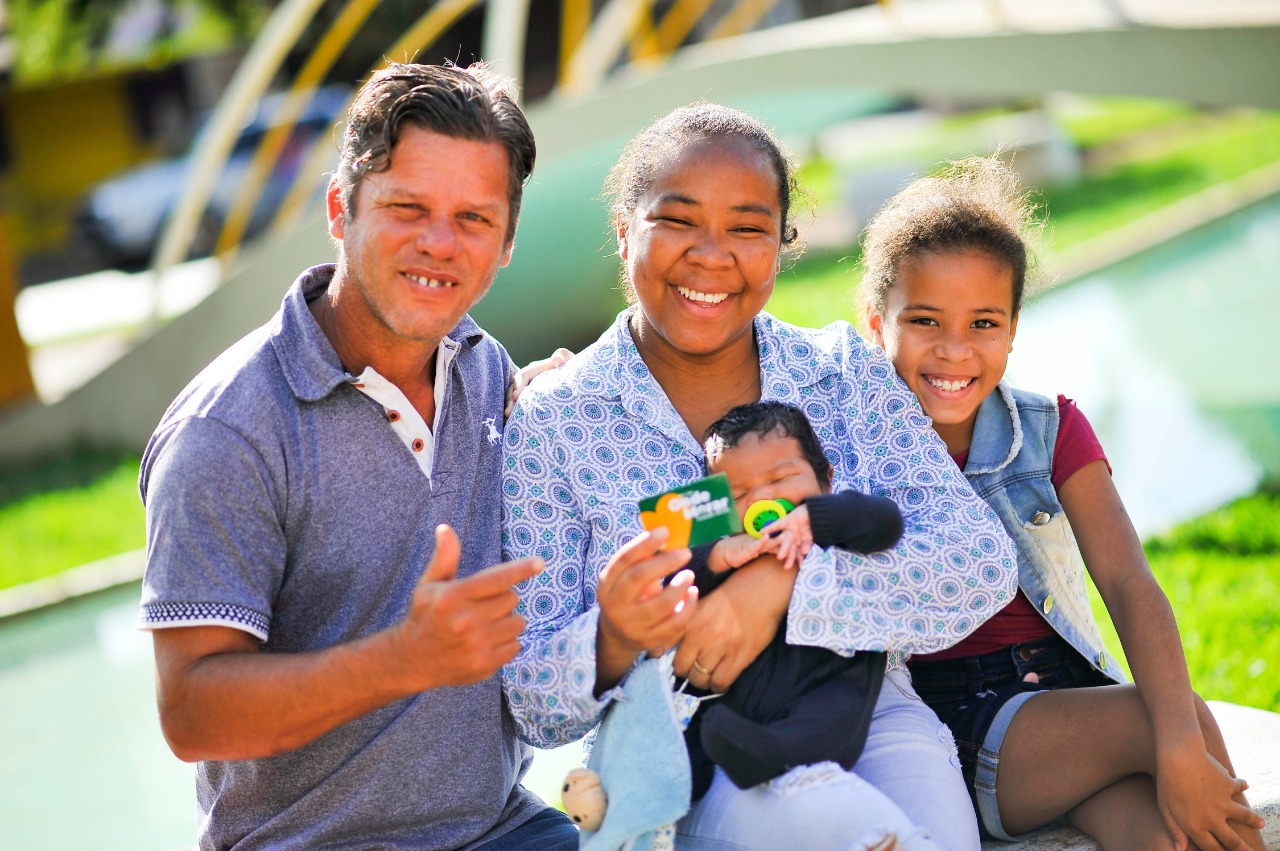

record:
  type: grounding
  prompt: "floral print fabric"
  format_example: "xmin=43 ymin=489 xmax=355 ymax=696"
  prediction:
xmin=502 ymin=310 xmax=1016 ymax=747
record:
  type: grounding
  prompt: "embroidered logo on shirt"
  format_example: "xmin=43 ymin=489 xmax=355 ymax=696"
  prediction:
xmin=482 ymin=416 xmax=501 ymax=446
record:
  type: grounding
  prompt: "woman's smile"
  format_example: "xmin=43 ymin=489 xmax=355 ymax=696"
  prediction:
xmin=619 ymin=134 xmax=782 ymax=362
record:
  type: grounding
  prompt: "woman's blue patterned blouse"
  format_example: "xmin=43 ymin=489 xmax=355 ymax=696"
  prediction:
xmin=501 ymin=310 xmax=1016 ymax=747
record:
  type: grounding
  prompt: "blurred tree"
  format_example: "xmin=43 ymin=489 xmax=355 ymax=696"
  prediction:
xmin=11 ymin=0 xmax=272 ymax=82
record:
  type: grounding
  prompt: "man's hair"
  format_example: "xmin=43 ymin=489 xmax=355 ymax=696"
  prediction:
xmin=704 ymin=401 xmax=832 ymax=490
xmin=334 ymin=61 xmax=536 ymax=242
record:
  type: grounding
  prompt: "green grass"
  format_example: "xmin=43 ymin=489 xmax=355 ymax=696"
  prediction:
xmin=0 ymin=452 xmax=144 ymax=591
xmin=1042 ymin=110 xmax=1280 ymax=248
xmin=1088 ymin=493 xmax=1280 ymax=713
xmin=1048 ymin=96 xmax=1199 ymax=150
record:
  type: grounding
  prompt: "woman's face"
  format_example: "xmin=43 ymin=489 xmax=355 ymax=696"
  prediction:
xmin=619 ymin=135 xmax=782 ymax=360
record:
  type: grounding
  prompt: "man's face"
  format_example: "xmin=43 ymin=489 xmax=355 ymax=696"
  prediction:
xmin=326 ymin=126 xmax=513 ymax=349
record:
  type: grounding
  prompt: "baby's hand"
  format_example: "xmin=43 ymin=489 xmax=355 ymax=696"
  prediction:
xmin=711 ymin=533 xmax=772 ymax=572
xmin=760 ymin=505 xmax=813 ymax=570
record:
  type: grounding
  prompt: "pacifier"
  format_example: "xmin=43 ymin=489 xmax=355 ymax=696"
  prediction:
xmin=743 ymin=498 xmax=794 ymax=538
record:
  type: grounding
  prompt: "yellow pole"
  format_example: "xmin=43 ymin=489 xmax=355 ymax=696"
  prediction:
xmin=215 ymin=0 xmax=382 ymax=261
xmin=655 ymin=0 xmax=718 ymax=56
xmin=271 ymin=0 xmax=482 ymax=233
xmin=0 ymin=213 xmax=36 ymax=407
xmin=708 ymin=0 xmax=783 ymax=40
xmin=560 ymin=0 xmax=592 ymax=88
xmin=629 ymin=0 xmax=660 ymax=63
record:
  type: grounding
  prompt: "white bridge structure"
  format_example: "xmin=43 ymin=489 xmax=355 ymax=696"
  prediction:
xmin=0 ymin=0 xmax=1278 ymax=461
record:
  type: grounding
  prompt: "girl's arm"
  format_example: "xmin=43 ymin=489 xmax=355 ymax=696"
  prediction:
xmin=1061 ymin=461 xmax=1261 ymax=848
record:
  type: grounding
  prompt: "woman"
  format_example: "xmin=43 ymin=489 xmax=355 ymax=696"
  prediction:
xmin=501 ymin=104 xmax=1017 ymax=850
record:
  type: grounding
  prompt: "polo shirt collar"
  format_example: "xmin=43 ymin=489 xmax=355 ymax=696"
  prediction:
xmin=272 ymin=264 xmax=487 ymax=403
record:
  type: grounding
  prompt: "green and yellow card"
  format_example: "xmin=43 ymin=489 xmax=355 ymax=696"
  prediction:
xmin=639 ymin=473 xmax=742 ymax=550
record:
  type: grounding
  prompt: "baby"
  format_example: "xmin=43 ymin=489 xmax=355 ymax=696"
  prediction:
xmin=678 ymin=401 xmax=904 ymax=798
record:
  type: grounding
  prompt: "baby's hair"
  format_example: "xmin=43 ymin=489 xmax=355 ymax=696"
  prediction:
xmin=859 ymin=156 xmax=1042 ymax=317
xmin=704 ymin=401 xmax=832 ymax=491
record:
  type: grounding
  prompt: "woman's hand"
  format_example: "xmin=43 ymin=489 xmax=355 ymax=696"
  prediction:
xmin=1156 ymin=741 xmax=1263 ymax=851
xmin=505 ymin=347 xmax=574 ymax=417
xmin=595 ymin=527 xmax=697 ymax=694
xmin=673 ymin=554 xmax=796 ymax=693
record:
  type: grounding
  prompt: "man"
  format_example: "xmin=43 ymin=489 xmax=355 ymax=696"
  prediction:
xmin=138 ymin=63 xmax=579 ymax=849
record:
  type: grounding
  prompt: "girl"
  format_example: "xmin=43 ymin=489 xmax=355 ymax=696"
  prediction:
xmin=861 ymin=156 xmax=1266 ymax=851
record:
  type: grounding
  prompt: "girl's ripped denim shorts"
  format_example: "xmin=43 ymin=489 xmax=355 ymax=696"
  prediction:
xmin=908 ymin=633 xmax=1113 ymax=840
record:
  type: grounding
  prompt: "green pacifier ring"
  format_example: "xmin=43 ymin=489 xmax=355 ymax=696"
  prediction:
xmin=744 ymin=498 xmax=795 ymax=538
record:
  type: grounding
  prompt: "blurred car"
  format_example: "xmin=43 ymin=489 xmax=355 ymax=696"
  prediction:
xmin=76 ymin=85 xmax=349 ymax=268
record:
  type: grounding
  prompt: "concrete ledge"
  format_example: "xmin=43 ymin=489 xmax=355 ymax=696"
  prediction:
xmin=982 ymin=701 xmax=1280 ymax=850
xmin=0 ymin=549 xmax=144 ymax=619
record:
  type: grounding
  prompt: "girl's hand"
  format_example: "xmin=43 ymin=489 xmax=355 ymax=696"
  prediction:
xmin=760 ymin=504 xmax=813 ymax=570
xmin=712 ymin=533 xmax=772 ymax=572
xmin=505 ymin=347 xmax=574 ymax=416
xmin=595 ymin=528 xmax=697 ymax=693
xmin=1156 ymin=743 xmax=1263 ymax=851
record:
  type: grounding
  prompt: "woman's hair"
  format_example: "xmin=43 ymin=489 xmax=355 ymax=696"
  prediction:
xmin=603 ymin=103 xmax=806 ymax=301
xmin=704 ymin=401 xmax=833 ymax=491
xmin=859 ymin=156 xmax=1042 ymax=317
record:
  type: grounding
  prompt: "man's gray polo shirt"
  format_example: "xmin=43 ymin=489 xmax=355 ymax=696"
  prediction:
xmin=139 ymin=264 xmax=542 ymax=850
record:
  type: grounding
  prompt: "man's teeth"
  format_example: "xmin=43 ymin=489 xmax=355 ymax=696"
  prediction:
xmin=676 ymin=286 xmax=727 ymax=305
xmin=407 ymin=274 xmax=455 ymax=288
xmin=928 ymin=377 xmax=974 ymax=392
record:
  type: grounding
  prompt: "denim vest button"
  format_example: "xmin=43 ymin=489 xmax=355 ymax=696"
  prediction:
xmin=1042 ymin=594 xmax=1055 ymax=614
xmin=1032 ymin=510 xmax=1051 ymax=526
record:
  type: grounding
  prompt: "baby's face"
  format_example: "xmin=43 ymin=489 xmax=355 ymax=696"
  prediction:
xmin=708 ymin=430 xmax=825 ymax=521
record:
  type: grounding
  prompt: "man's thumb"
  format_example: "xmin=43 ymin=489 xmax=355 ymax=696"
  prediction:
xmin=422 ymin=524 xmax=461 ymax=583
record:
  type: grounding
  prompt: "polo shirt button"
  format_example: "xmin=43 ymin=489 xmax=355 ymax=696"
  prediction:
xmin=412 ymin=438 xmax=425 ymax=452
xmin=1032 ymin=510 xmax=1051 ymax=526
xmin=387 ymin=410 xmax=401 ymax=422
xmin=1097 ymin=654 xmax=1107 ymax=670
xmin=1042 ymin=595 xmax=1055 ymax=614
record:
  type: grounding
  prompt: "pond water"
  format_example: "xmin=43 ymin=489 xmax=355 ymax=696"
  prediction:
xmin=1009 ymin=194 xmax=1280 ymax=536
xmin=2 ymin=195 xmax=1275 ymax=850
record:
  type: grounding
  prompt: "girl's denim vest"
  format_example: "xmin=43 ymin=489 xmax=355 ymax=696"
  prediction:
xmin=964 ymin=383 xmax=1125 ymax=683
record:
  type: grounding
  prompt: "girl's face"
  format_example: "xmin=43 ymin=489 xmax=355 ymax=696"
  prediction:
xmin=619 ymin=135 xmax=782 ymax=361
xmin=868 ymin=250 xmax=1018 ymax=456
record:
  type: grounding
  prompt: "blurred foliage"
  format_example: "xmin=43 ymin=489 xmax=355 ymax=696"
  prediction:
xmin=1145 ymin=491 xmax=1280 ymax=557
xmin=9 ymin=0 xmax=268 ymax=82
